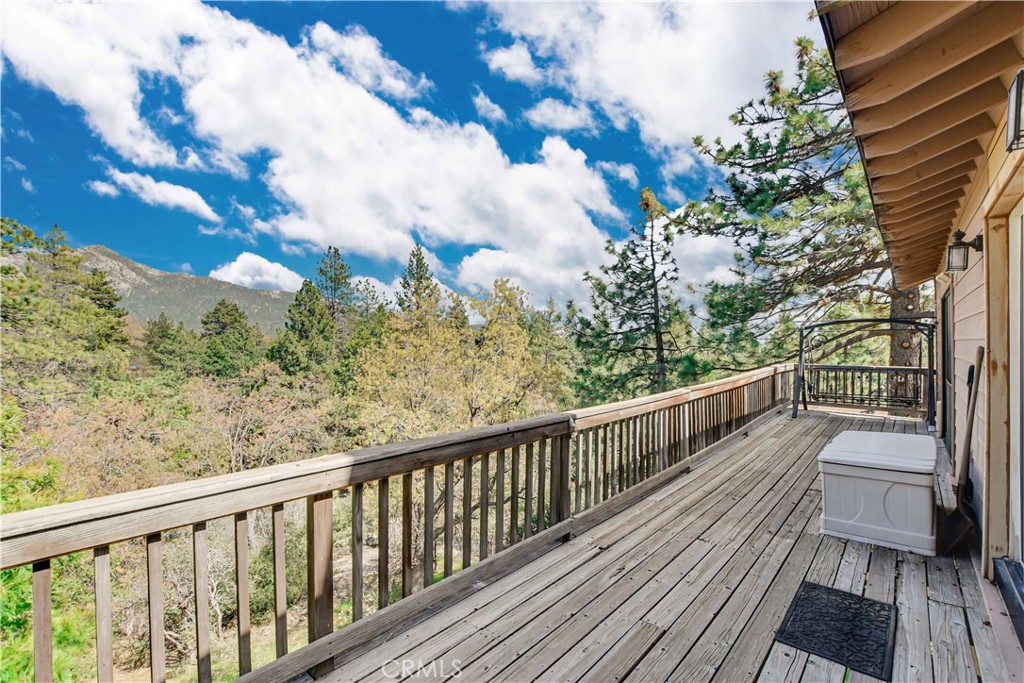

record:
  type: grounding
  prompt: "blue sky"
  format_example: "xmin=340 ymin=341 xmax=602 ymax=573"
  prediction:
xmin=1 ymin=1 xmax=812 ymax=306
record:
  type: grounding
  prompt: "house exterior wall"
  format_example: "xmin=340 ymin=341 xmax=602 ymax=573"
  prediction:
xmin=935 ymin=108 xmax=1024 ymax=572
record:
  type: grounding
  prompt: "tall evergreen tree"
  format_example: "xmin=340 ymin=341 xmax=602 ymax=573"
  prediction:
xmin=571 ymin=189 xmax=700 ymax=403
xmin=81 ymin=269 xmax=129 ymax=350
xmin=1 ymin=219 xmax=129 ymax=404
xmin=142 ymin=313 xmax=203 ymax=376
xmin=675 ymin=38 xmax=920 ymax=369
xmin=200 ymin=299 xmax=261 ymax=378
xmin=315 ymin=246 xmax=354 ymax=337
xmin=270 ymin=279 xmax=334 ymax=375
xmin=397 ymin=244 xmax=440 ymax=315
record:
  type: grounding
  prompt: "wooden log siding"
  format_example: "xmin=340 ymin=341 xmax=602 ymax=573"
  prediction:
xmin=1 ymin=365 xmax=793 ymax=682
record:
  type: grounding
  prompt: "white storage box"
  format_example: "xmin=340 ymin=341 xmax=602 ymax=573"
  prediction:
xmin=818 ymin=431 xmax=937 ymax=556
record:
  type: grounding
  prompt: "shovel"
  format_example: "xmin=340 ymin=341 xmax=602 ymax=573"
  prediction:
xmin=939 ymin=345 xmax=983 ymax=554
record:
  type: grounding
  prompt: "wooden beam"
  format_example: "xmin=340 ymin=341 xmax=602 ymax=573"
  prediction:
xmin=845 ymin=2 xmax=1023 ymax=111
xmin=881 ymin=200 xmax=961 ymax=228
xmin=869 ymin=140 xmax=984 ymax=188
xmin=885 ymin=221 xmax=958 ymax=247
xmin=884 ymin=211 xmax=958 ymax=239
xmin=835 ymin=1 xmax=974 ymax=70
xmin=852 ymin=41 xmax=1023 ymax=136
xmin=872 ymin=161 xmax=976 ymax=199
xmin=875 ymin=179 xmax=966 ymax=214
xmin=861 ymin=80 xmax=1006 ymax=157
xmin=867 ymin=114 xmax=994 ymax=177
xmin=886 ymin=221 xmax=957 ymax=253
xmin=881 ymin=198 xmax=962 ymax=230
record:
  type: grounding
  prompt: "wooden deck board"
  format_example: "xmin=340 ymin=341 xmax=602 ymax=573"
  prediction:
xmin=317 ymin=410 xmax=1004 ymax=683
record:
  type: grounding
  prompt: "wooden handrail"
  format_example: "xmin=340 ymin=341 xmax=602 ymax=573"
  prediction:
xmin=1 ymin=413 xmax=571 ymax=571
xmin=1 ymin=363 xmax=795 ymax=683
xmin=569 ymin=365 xmax=791 ymax=429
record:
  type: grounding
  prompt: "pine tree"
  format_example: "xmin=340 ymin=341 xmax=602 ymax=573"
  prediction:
xmin=270 ymin=279 xmax=334 ymax=375
xmin=315 ymin=246 xmax=354 ymax=338
xmin=143 ymin=313 xmax=203 ymax=376
xmin=397 ymin=244 xmax=440 ymax=315
xmin=572 ymin=189 xmax=701 ymax=403
xmin=81 ymin=269 xmax=129 ymax=350
xmin=200 ymin=300 xmax=261 ymax=378
xmin=1 ymin=219 xmax=129 ymax=404
xmin=675 ymin=38 xmax=920 ymax=368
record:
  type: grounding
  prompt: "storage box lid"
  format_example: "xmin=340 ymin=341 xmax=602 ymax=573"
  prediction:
xmin=818 ymin=431 xmax=936 ymax=474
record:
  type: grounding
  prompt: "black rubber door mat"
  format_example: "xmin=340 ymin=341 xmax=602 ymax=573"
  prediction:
xmin=774 ymin=581 xmax=897 ymax=681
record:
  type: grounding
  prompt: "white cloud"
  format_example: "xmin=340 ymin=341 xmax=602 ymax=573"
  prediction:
xmin=596 ymin=160 xmax=638 ymax=188
xmin=180 ymin=261 xmax=194 ymax=273
xmin=482 ymin=40 xmax=543 ymax=85
xmin=209 ymin=252 xmax=304 ymax=291
xmin=0 ymin=1 xmax=628 ymax=306
xmin=87 ymin=179 xmax=120 ymax=197
xmin=4 ymin=156 xmax=26 ymax=171
xmin=671 ymin=232 xmax=738 ymax=293
xmin=353 ymin=274 xmax=401 ymax=305
xmin=523 ymin=98 xmax=593 ymax=132
xmin=307 ymin=23 xmax=432 ymax=101
xmin=198 ymin=223 xmax=257 ymax=245
xmin=20 ymin=177 xmax=36 ymax=193
xmin=107 ymin=169 xmax=220 ymax=222
xmin=472 ymin=88 xmax=506 ymax=123
xmin=481 ymin=3 xmax=810 ymax=178
xmin=0 ymin=2 xmax=206 ymax=166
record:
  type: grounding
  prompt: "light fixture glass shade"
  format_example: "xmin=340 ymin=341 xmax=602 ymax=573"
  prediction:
xmin=946 ymin=242 xmax=969 ymax=271
xmin=1009 ymin=69 xmax=1024 ymax=152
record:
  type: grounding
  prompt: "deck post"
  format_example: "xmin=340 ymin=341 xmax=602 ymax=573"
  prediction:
xmin=552 ymin=434 xmax=571 ymax=525
xmin=306 ymin=491 xmax=334 ymax=671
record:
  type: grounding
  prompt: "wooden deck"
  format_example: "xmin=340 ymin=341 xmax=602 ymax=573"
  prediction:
xmin=319 ymin=409 xmax=1011 ymax=683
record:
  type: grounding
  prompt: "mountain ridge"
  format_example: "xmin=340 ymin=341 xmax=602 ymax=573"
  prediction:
xmin=80 ymin=245 xmax=294 ymax=334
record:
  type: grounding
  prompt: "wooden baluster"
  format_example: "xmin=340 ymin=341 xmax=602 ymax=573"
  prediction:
xmin=32 ymin=560 xmax=52 ymax=683
xmin=555 ymin=435 xmax=571 ymax=524
xmin=479 ymin=452 xmax=490 ymax=560
xmin=352 ymin=483 xmax=364 ymax=619
xmin=537 ymin=440 xmax=547 ymax=531
xmin=377 ymin=478 xmax=390 ymax=608
xmin=495 ymin=450 xmax=505 ymax=552
xmin=573 ymin=434 xmax=582 ymax=514
xmin=271 ymin=505 xmax=287 ymax=658
xmin=422 ymin=469 xmax=434 ymax=589
xmin=627 ymin=417 xmax=635 ymax=487
xmin=681 ymin=403 xmax=691 ymax=465
xmin=307 ymin=492 xmax=334 ymax=655
xmin=617 ymin=420 xmax=626 ymax=494
xmin=94 ymin=547 xmax=113 ymax=683
xmin=402 ymin=473 xmax=414 ymax=597
xmin=193 ymin=524 xmax=212 ymax=683
xmin=601 ymin=424 xmax=609 ymax=501
xmin=524 ymin=444 xmax=534 ymax=538
xmin=549 ymin=438 xmax=560 ymax=524
xmin=462 ymin=458 xmax=473 ymax=566
xmin=598 ymin=425 xmax=606 ymax=502
xmin=660 ymin=409 xmax=668 ymax=471
xmin=510 ymin=446 xmax=521 ymax=545
xmin=583 ymin=430 xmax=592 ymax=511
xmin=235 ymin=512 xmax=251 ymax=675
xmin=444 ymin=463 xmax=455 ymax=577
xmin=147 ymin=533 xmax=165 ymax=683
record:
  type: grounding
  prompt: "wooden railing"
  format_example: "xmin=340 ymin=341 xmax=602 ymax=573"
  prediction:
xmin=804 ymin=364 xmax=930 ymax=411
xmin=0 ymin=364 xmax=793 ymax=683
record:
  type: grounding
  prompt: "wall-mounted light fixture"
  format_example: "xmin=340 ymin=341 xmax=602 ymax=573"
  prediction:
xmin=1008 ymin=69 xmax=1024 ymax=152
xmin=946 ymin=229 xmax=983 ymax=272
